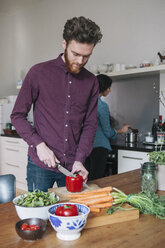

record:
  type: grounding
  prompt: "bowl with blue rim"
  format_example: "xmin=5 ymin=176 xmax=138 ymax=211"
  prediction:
xmin=48 ymin=202 xmax=90 ymax=241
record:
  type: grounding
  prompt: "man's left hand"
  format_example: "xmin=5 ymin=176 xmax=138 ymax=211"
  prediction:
xmin=71 ymin=161 xmax=89 ymax=183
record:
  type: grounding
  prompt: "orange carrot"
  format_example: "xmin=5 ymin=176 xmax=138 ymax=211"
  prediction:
xmin=70 ymin=195 xmax=113 ymax=205
xmin=66 ymin=186 xmax=113 ymax=198
xmin=89 ymin=202 xmax=113 ymax=208
xmin=90 ymin=207 xmax=100 ymax=213
xmin=69 ymin=192 xmax=109 ymax=201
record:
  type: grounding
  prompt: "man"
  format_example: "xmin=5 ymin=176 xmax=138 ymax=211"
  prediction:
xmin=11 ymin=16 xmax=102 ymax=191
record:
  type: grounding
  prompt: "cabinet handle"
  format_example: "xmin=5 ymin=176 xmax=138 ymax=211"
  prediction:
xmin=6 ymin=162 xmax=19 ymax=168
xmin=6 ymin=140 xmax=19 ymax=144
xmin=122 ymin=156 xmax=143 ymax=160
xmin=6 ymin=148 xmax=19 ymax=152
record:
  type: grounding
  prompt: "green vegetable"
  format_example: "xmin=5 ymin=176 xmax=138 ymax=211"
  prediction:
xmin=16 ymin=190 xmax=58 ymax=207
xmin=106 ymin=187 xmax=165 ymax=219
xmin=148 ymin=150 xmax=165 ymax=165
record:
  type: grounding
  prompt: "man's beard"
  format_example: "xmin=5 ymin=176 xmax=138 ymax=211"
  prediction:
xmin=64 ymin=49 xmax=86 ymax=74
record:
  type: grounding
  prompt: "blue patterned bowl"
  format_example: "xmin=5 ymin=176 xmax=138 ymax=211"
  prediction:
xmin=48 ymin=202 xmax=90 ymax=241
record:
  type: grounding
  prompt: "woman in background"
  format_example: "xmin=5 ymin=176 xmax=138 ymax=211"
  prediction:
xmin=86 ymin=74 xmax=129 ymax=180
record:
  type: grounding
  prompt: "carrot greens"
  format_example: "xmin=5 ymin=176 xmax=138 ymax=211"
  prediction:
xmin=107 ymin=187 xmax=165 ymax=219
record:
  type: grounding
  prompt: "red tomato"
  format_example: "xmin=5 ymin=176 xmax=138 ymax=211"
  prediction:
xmin=66 ymin=173 xmax=83 ymax=192
xmin=35 ymin=225 xmax=41 ymax=230
xmin=29 ymin=224 xmax=40 ymax=230
xmin=20 ymin=223 xmax=28 ymax=230
xmin=25 ymin=227 xmax=31 ymax=230
xmin=29 ymin=224 xmax=36 ymax=230
xmin=20 ymin=223 xmax=41 ymax=231
xmin=55 ymin=204 xmax=78 ymax=216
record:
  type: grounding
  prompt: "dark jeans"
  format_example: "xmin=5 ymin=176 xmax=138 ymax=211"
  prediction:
xmin=26 ymin=156 xmax=66 ymax=192
xmin=85 ymin=147 xmax=109 ymax=180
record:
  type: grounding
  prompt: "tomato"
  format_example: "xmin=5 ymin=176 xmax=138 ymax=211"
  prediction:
xmin=29 ymin=225 xmax=36 ymax=229
xmin=66 ymin=173 xmax=83 ymax=192
xmin=35 ymin=225 xmax=41 ymax=230
xmin=29 ymin=224 xmax=40 ymax=230
xmin=20 ymin=223 xmax=40 ymax=231
xmin=25 ymin=227 xmax=31 ymax=230
xmin=20 ymin=223 xmax=28 ymax=230
xmin=55 ymin=204 xmax=78 ymax=216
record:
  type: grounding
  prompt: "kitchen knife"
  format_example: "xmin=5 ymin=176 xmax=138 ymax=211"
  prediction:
xmin=56 ymin=163 xmax=90 ymax=189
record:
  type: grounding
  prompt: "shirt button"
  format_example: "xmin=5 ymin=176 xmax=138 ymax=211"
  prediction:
xmin=65 ymin=139 xmax=68 ymax=142
xmin=64 ymin=153 xmax=66 ymax=156
xmin=65 ymin=124 xmax=68 ymax=127
xmin=69 ymin=81 xmax=72 ymax=84
xmin=68 ymin=95 xmax=70 ymax=98
xmin=66 ymin=111 xmax=69 ymax=114
xmin=30 ymin=145 xmax=33 ymax=148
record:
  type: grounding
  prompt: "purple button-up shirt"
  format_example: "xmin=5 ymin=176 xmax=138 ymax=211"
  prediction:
xmin=11 ymin=54 xmax=99 ymax=171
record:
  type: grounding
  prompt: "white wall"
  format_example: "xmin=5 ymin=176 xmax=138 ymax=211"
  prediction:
xmin=0 ymin=0 xmax=165 ymax=97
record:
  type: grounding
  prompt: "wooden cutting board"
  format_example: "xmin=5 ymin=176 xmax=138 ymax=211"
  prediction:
xmin=85 ymin=203 xmax=139 ymax=229
xmin=48 ymin=183 xmax=100 ymax=201
xmin=49 ymin=185 xmax=139 ymax=228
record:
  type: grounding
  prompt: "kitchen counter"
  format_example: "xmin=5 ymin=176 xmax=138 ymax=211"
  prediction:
xmin=111 ymin=137 xmax=165 ymax=152
xmin=1 ymin=134 xmax=164 ymax=152
xmin=1 ymin=133 xmax=20 ymax=138
xmin=1 ymin=169 xmax=165 ymax=248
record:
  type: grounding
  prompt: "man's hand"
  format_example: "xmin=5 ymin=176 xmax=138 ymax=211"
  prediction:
xmin=71 ymin=161 xmax=89 ymax=183
xmin=36 ymin=142 xmax=60 ymax=168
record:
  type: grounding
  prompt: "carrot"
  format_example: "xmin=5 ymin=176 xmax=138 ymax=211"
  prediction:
xmin=70 ymin=195 xmax=113 ymax=205
xmin=89 ymin=202 xmax=113 ymax=208
xmin=66 ymin=186 xmax=113 ymax=198
xmin=69 ymin=192 xmax=109 ymax=201
xmin=90 ymin=207 xmax=100 ymax=213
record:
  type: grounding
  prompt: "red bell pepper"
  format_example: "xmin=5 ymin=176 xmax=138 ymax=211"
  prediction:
xmin=66 ymin=173 xmax=83 ymax=192
xmin=55 ymin=204 xmax=78 ymax=216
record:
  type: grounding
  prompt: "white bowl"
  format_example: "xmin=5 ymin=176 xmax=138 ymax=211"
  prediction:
xmin=13 ymin=194 xmax=59 ymax=220
xmin=48 ymin=202 xmax=90 ymax=241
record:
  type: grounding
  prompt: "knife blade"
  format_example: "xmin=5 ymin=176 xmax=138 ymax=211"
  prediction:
xmin=56 ymin=163 xmax=90 ymax=189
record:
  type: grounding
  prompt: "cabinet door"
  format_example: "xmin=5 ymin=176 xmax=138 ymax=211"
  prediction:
xmin=0 ymin=137 xmax=28 ymax=190
xmin=1 ymin=137 xmax=28 ymax=148
xmin=118 ymin=150 xmax=149 ymax=174
xmin=1 ymin=144 xmax=28 ymax=163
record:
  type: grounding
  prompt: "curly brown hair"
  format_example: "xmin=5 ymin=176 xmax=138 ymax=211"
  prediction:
xmin=63 ymin=16 xmax=103 ymax=46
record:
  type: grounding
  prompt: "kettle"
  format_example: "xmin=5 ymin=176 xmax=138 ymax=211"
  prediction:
xmin=125 ymin=127 xmax=139 ymax=143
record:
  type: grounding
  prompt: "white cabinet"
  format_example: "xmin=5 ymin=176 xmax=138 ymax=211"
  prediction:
xmin=118 ymin=150 xmax=149 ymax=174
xmin=0 ymin=136 xmax=28 ymax=190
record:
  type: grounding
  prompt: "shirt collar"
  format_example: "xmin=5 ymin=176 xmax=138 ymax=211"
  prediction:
xmin=56 ymin=53 xmax=86 ymax=77
xmin=56 ymin=53 xmax=68 ymax=73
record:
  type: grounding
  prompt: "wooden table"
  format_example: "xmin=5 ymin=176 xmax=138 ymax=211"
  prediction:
xmin=0 ymin=169 xmax=165 ymax=248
